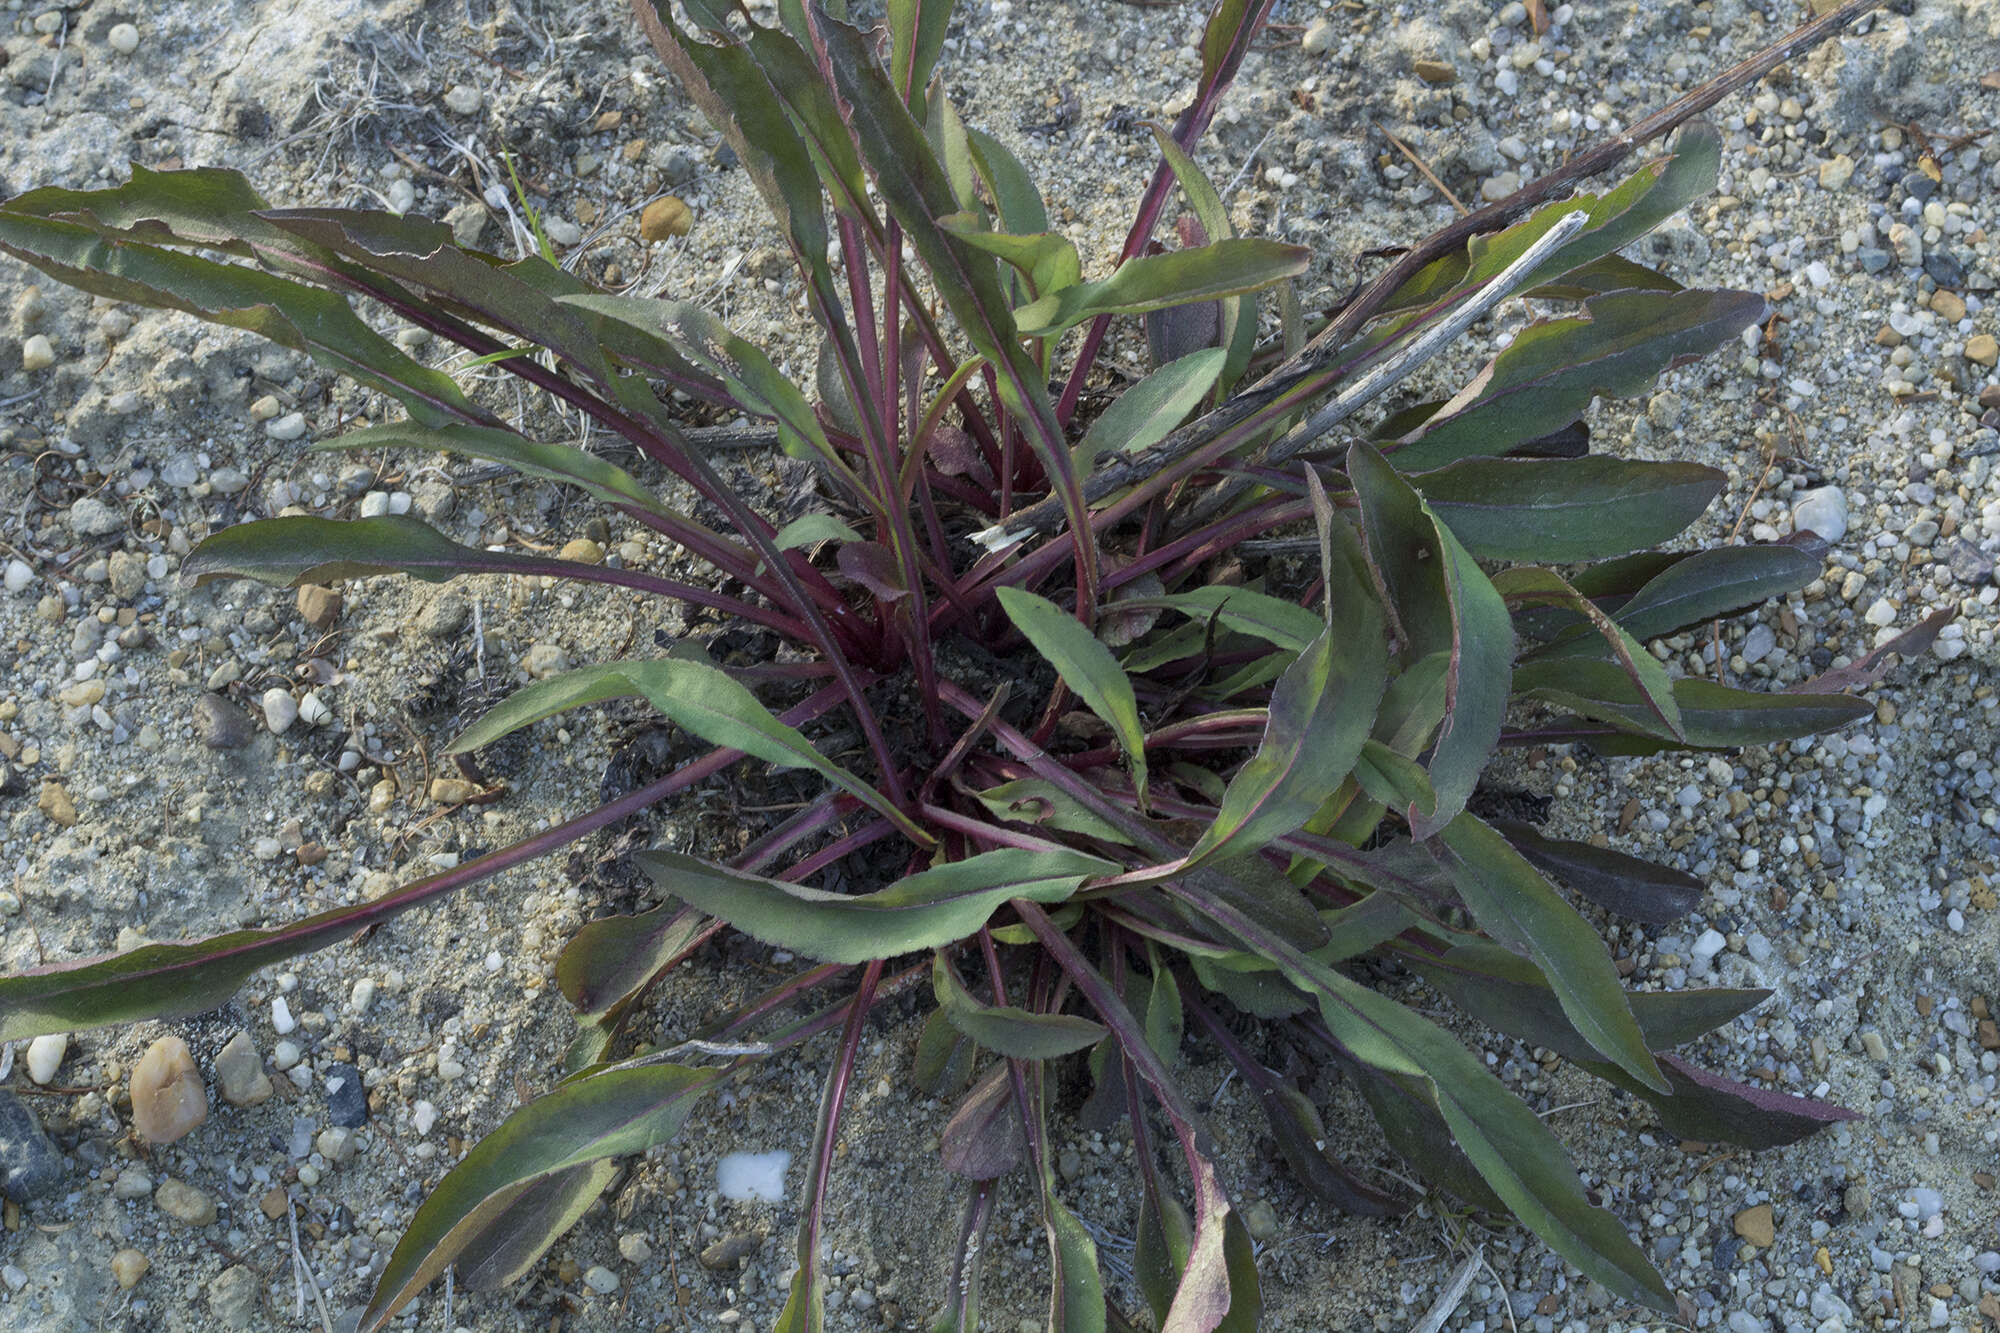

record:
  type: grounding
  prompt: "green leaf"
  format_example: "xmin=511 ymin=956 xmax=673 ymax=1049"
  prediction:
xmin=941 ymin=219 xmax=1082 ymax=301
xmin=317 ymin=420 xmax=677 ymax=519
xmin=1492 ymin=566 xmax=1683 ymax=742
xmin=1433 ymin=815 xmax=1670 ymax=1093
xmin=1046 ymin=1188 xmax=1108 ymax=1333
xmin=182 ymin=513 xmax=627 ymax=590
xmin=1013 ymin=238 xmax=1310 ymax=338
xmin=1073 ymin=349 xmax=1227 ymax=474
xmin=1490 ymin=820 xmax=1702 ymax=926
xmin=997 ymin=587 xmax=1149 ymax=808
xmin=1377 ymin=123 xmax=1721 ymax=320
xmin=1513 ymin=663 xmax=1873 ymax=749
xmin=1414 ymin=457 xmax=1724 ymax=562
xmin=1522 ymin=252 xmax=1682 ymax=301
xmin=913 ymin=1006 xmax=978 ymax=1096
xmin=1349 ymin=443 xmax=1511 ymax=837
xmin=636 ymin=847 xmax=1112 ymax=965
xmin=1186 ymin=567 xmax=1387 ymax=865
xmin=1146 ymin=124 xmax=1255 ymax=400
xmin=1310 ymin=970 xmax=1674 ymax=1311
xmin=559 ymin=295 xmax=841 ymax=468
xmin=965 ymin=127 xmax=1049 ymax=236
xmin=888 ymin=0 xmax=954 ymax=101
xmin=1141 ymin=962 xmax=1184 ymax=1069
xmin=1131 ymin=585 xmax=1324 ymax=654
xmin=772 ymin=512 xmax=864 ymax=552
xmin=1390 ymin=287 xmax=1765 ymax=472
xmin=1605 ymin=545 xmax=1821 ymax=644
xmin=450 ymin=659 xmax=924 ymax=840
xmin=1135 ymin=1192 xmax=1194 ymax=1325
xmin=1258 ymin=1082 xmax=1407 ymax=1218
xmin=361 ymin=1063 xmax=720 ymax=1329
xmin=974 ymin=779 xmax=1137 ymax=845
xmin=0 ymin=168 xmax=479 ymax=426
xmin=933 ymin=953 xmax=1108 ymax=1059
xmin=556 ymin=904 xmax=711 ymax=1018
xmin=452 ymin=1160 xmax=621 ymax=1292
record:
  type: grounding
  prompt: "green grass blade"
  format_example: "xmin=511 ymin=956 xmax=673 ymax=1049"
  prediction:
xmin=634 ymin=847 xmax=1112 ymax=965
xmin=997 ymin=587 xmax=1150 ymax=807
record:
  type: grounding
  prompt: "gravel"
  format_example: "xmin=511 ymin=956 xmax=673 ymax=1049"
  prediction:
xmin=1 ymin=0 xmax=1997 ymax=1329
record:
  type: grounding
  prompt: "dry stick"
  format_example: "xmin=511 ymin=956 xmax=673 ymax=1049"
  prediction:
xmin=976 ymin=0 xmax=1886 ymax=549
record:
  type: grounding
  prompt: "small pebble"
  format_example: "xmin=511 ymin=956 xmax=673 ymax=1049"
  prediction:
xmin=618 ymin=1233 xmax=653 ymax=1264
xmin=198 ymin=693 xmax=256 ymax=750
xmin=1301 ymin=18 xmax=1335 ymax=53
xmin=153 ymin=1177 xmax=217 ymax=1226
xmin=1792 ymin=486 xmax=1848 ymax=543
xmin=0 ymin=1092 xmax=64 ymax=1202
xmin=110 ymin=1249 xmax=150 ymax=1289
xmin=213 ymin=1031 xmax=274 ymax=1107
xmin=444 ymin=83 xmax=482 ymax=115
xmin=639 ymin=196 xmax=693 ymax=242
xmin=322 ymin=1062 xmax=369 ymax=1128
xmin=261 ymin=687 xmax=298 ymax=734
xmin=106 ymin=22 xmax=139 ymax=54
xmin=583 ymin=1265 xmax=619 ymax=1294
xmin=19 ymin=334 xmax=55 ymax=372
xmin=24 ymin=1032 xmax=66 ymax=1085
xmin=265 ymin=411 xmax=307 ymax=441
xmin=1733 ymin=1202 xmax=1775 ymax=1247
xmin=113 ymin=1165 xmax=153 ymax=1199
xmin=131 ymin=1035 xmax=208 ymax=1144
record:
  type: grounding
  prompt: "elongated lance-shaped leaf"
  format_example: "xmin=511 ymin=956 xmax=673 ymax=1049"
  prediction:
xmin=557 ymin=904 xmax=713 ymax=1018
xmin=1523 ymin=252 xmax=1682 ymax=301
xmin=636 ymin=847 xmax=1111 ymax=965
xmin=966 ymin=127 xmax=1049 ymax=235
xmin=1414 ymin=457 xmax=1724 ymax=563
xmin=1125 ymin=585 xmax=1323 ymax=654
xmin=452 ymin=1160 xmax=621 ymax=1292
xmin=1513 ymin=662 xmax=1873 ymax=750
xmin=1168 ymin=884 xmax=1678 ymax=1314
xmin=1600 ymin=544 xmax=1820 ymax=645
xmin=182 ymin=512 xmax=702 ymax=601
xmin=1493 ymin=567 xmax=1683 ymax=742
xmin=1187 ymin=513 xmax=1387 ymax=865
xmin=1349 ymin=442 xmax=1511 ymax=837
xmin=1432 ymin=814 xmax=1669 ymax=1093
xmin=1410 ymin=939 xmax=1768 ymax=1065
xmin=448 ymin=659 xmax=928 ymax=845
xmin=0 ymin=185 xmax=479 ymax=427
xmin=941 ymin=219 xmax=1083 ymax=303
xmin=1620 ymin=1053 xmax=1858 ymax=1149
xmin=933 ymin=953 xmax=1108 ymax=1058
xmin=1389 ymin=287 xmax=1765 ymax=472
xmin=558 ymin=295 xmax=850 ymax=478
xmin=812 ymin=16 xmax=1097 ymax=588
xmin=975 ymin=779 xmax=1138 ymax=846
xmin=1013 ymin=239 xmax=1309 ymax=338
xmin=1490 ymin=820 xmax=1703 ymax=925
xmin=997 ymin=587 xmax=1150 ymax=808
xmin=1073 ymin=349 xmax=1227 ymax=475
xmin=317 ymin=420 xmax=680 ymax=519
xmin=360 ymin=1063 xmax=721 ymax=1329
xmin=1147 ymin=124 xmax=1256 ymax=400
xmin=888 ymin=0 xmax=953 ymax=103
xmin=1375 ymin=122 xmax=1721 ymax=320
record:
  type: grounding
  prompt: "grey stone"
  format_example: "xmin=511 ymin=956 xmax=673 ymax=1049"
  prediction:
xmin=1792 ymin=487 xmax=1849 ymax=543
xmin=0 ymin=1091 xmax=63 ymax=1202
xmin=67 ymin=496 xmax=124 ymax=537
xmin=207 ymin=1263 xmax=261 ymax=1329
xmin=1857 ymin=247 xmax=1892 ymax=274
xmin=1924 ymin=248 xmax=1965 ymax=289
xmin=322 ymin=1062 xmax=368 ymax=1127
xmin=197 ymin=693 xmax=256 ymax=750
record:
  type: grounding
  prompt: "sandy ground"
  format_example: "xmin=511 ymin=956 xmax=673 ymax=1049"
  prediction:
xmin=2 ymin=0 xmax=1999 ymax=1330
